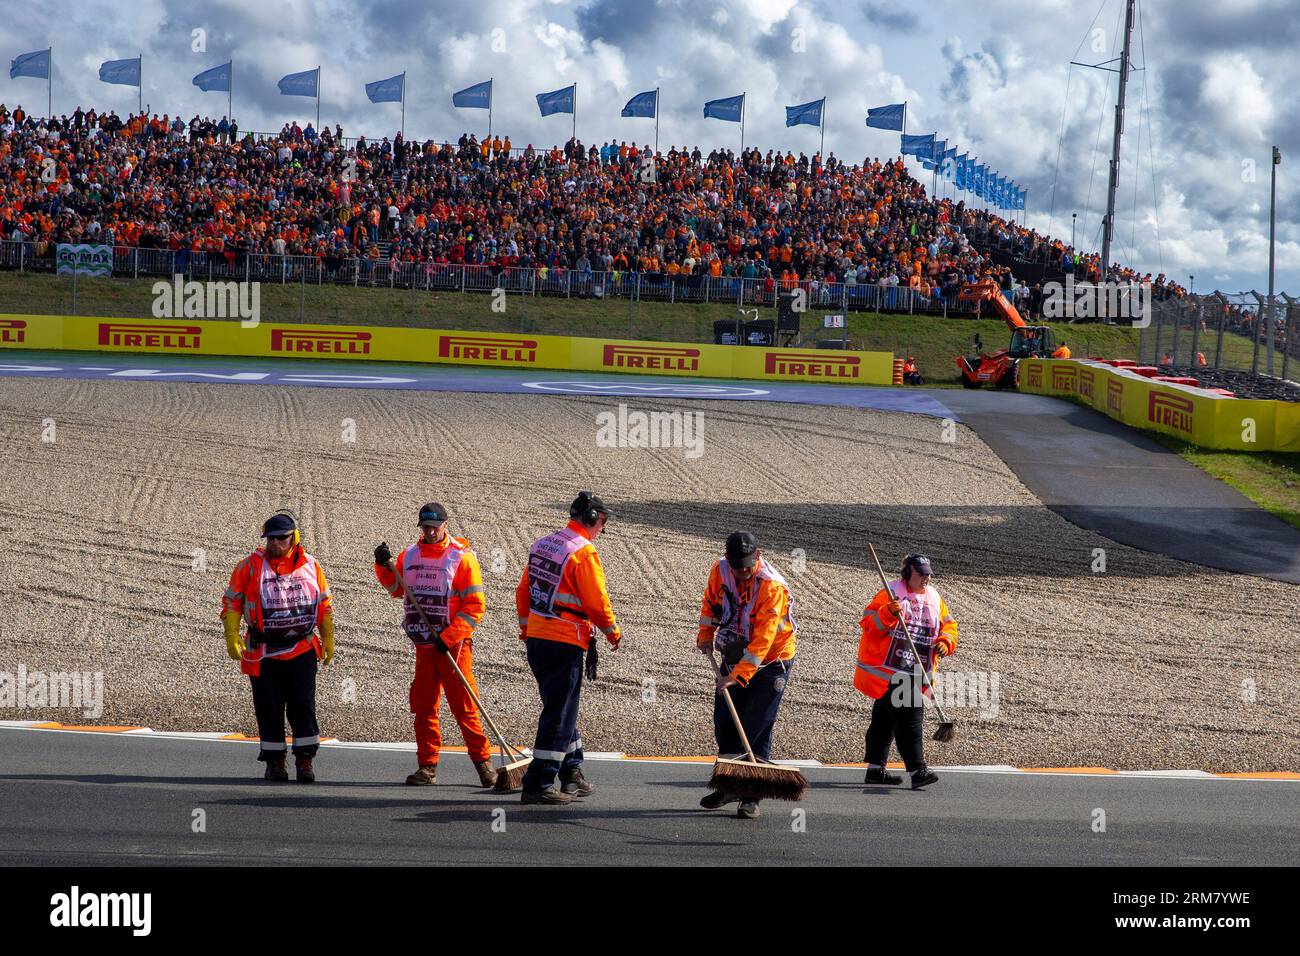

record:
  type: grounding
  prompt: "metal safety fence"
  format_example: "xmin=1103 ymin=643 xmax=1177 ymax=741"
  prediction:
xmin=1138 ymin=292 xmax=1297 ymax=382
xmin=0 ymin=238 xmax=982 ymax=340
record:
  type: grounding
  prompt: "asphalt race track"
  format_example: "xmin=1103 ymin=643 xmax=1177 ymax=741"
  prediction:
xmin=2 ymin=351 xmax=1296 ymax=583
xmin=2 ymin=728 xmax=1296 ymax=866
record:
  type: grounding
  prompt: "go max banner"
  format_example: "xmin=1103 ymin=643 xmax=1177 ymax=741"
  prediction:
xmin=55 ymin=244 xmax=113 ymax=277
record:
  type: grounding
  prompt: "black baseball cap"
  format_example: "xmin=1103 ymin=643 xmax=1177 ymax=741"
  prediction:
xmin=261 ymin=513 xmax=296 ymax=537
xmin=417 ymin=502 xmax=448 ymax=526
xmin=725 ymin=531 xmax=758 ymax=569
xmin=903 ymin=553 xmax=933 ymax=576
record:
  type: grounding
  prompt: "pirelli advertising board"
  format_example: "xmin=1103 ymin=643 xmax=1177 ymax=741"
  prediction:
xmin=1019 ymin=358 xmax=1300 ymax=453
xmin=0 ymin=315 xmax=895 ymax=386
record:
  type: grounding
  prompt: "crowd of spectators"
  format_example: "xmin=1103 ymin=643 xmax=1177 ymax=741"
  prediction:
xmin=0 ymin=103 xmax=1206 ymax=316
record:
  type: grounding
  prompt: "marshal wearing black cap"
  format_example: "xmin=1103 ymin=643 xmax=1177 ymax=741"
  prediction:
xmin=853 ymin=552 xmax=958 ymax=790
xmin=220 ymin=510 xmax=336 ymax=783
xmin=696 ymin=530 xmax=799 ymax=819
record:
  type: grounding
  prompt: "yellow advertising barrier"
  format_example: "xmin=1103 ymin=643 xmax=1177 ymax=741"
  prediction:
xmin=1019 ymin=358 xmax=1299 ymax=452
xmin=0 ymin=314 xmax=895 ymax=386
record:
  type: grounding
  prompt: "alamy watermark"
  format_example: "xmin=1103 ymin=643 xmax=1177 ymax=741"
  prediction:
xmin=889 ymin=663 xmax=1000 ymax=719
xmin=151 ymin=274 xmax=261 ymax=327
xmin=1043 ymin=276 xmax=1152 ymax=327
xmin=595 ymin=403 xmax=704 ymax=459
xmin=0 ymin=665 xmax=104 ymax=718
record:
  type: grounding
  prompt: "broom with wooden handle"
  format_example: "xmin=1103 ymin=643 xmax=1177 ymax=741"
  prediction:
xmin=866 ymin=543 xmax=956 ymax=742
xmin=704 ymin=650 xmax=808 ymax=802
xmin=388 ymin=559 xmax=532 ymax=792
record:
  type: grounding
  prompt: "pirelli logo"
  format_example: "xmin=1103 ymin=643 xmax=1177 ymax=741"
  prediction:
xmin=1148 ymin=391 xmax=1194 ymax=435
xmin=0 ymin=319 xmax=26 ymax=343
xmin=97 ymin=322 xmax=201 ymax=350
xmin=602 ymin=344 xmax=700 ymax=371
xmin=1026 ymin=363 xmax=1043 ymax=388
xmin=1051 ymin=365 xmax=1078 ymax=392
xmin=1107 ymin=378 xmax=1123 ymax=416
xmin=271 ymin=328 xmax=372 ymax=355
xmin=1078 ymin=368 xmax=1095 ymax=400
xmin=763 ymin=351 xmax=860 ymax=379
xmin=438 ymin=334 xmax=537 ymax=363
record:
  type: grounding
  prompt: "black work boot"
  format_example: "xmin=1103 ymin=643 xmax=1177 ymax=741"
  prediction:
xmin=263 ymin=752 xmax=289 ymax=782
xmin=910 ymin=767 xmax=940 ymax=790
xmin=295 ymin=755 xmax=316 ymax=783
xmin=700 ymin=789 xmax=738 ymax=810
xmin=865 ymin=766 xmax=904 ymax=786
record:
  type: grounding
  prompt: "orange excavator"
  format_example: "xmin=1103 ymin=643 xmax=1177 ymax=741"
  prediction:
xmin=953 ymin=279 xmax=1057 ymax=389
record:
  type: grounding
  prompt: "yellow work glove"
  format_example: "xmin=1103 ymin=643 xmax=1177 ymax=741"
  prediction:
xmin=319 ymin=614 xmax=335 ymax=666
xmin=221 ymin=611 xmax=245 ymax=661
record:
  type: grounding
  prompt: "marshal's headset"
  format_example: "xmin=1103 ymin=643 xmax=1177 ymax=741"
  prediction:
xmin=570 ymin=490 xmax=602 ymax=527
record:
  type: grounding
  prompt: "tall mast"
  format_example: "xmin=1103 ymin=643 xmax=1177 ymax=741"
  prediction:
xmin=1100 ymin=0 xmax=1136 ymax=281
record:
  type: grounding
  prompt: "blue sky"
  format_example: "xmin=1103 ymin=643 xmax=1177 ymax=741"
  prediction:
xmin=2 ymin=0 xmax=1295 ymax=292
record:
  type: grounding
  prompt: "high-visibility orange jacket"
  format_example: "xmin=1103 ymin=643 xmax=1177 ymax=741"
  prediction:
xmin=696 ymin=556 xmax=797 ymax=686
xmin=516 ymin=520 xmax=619 ymax=651
xmin=221 ymin=546 xmax=333 ymax=675
xmin=1052 ymin=345 xmax=1072 ymax=358
xmin=854 ymin=581 xmax=957 ymax=700
xmin=374 ymin=536 xmax=485 ymax=647
xmin=222 ymin=546 xmax=333 ymax=636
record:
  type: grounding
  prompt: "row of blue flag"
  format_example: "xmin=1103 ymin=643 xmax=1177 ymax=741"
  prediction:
xmin=9 ymin=48 xmax=1025 ymax=209
xmin=901 ymin=131 xmax=1025 ymax=210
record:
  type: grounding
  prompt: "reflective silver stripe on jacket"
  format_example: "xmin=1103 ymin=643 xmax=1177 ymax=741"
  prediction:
xmin=855 ymin=661 xmax=895 ymax=681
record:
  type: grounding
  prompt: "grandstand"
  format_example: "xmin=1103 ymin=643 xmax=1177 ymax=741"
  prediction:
xmin=0 ymin=104 xmax=1193 ymax=323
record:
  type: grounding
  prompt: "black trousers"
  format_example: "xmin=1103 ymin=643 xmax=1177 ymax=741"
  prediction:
xmin=249 ymin=651 xmax=320 ymax=759
xmin=521 ymin=638 xmax=585 ymax=793
xmin=863 ymin=678 xmax=925 ymax=773
xmin=713 ymin=658 xmax=793 ymax=763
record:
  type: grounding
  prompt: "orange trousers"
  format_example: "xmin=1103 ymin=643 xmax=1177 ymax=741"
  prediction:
xmin=410 ymin=640 xmax=493 ymax=765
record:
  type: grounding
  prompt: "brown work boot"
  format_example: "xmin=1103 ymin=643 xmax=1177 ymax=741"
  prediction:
xmin=405 ymin=764 xmax=437 ymax=786
xmin=295 ymin=755 xmax=316 ymax=784
xmin=474 ymin=760 xmax=497 ymax=788
xmin=263 ymin=752 xmax=289 ymax=782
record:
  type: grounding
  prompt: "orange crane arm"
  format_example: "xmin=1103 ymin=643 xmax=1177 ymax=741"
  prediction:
xmin=958 ymin=279 xmax=1027 ymax=329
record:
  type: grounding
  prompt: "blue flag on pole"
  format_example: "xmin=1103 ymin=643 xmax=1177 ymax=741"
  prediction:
xmin=940 ymin=147 xmax=958 ymax=179
xmin=192 ymin=61 xmax=231 ymax=93
xmin=785 ymin=98 xmax=824 ymax=127
xmin=900 ymin=133 xmax=934 ymax=157
xmin=973 ymin=164 xmax=985 ymax=197
xmin=365 ymin=73 xmax=404 ymax=104
xmin=9 ymin=49 xmax=50 ymax=80
xmin=278 ymin=68 xmax=319 ymax=97
xmin=621 ymin=89 xmax=658 ymax=118
xmin=99 ymin=56 xmax=141 ymax=87
xmin=537 ymin=84 xmax=576 ymax=116
xmin=866 ymin=103 xmax=905 ymax=131
xmin=920 ymin=138 xmax=945 ymax=169
xmin=954 ymin=153 xmax=969 ymax=190
xmin=452 ymin=79 xmax=492 ymax=109
xmin=703 ymin=93 xmax=745 ymax=122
